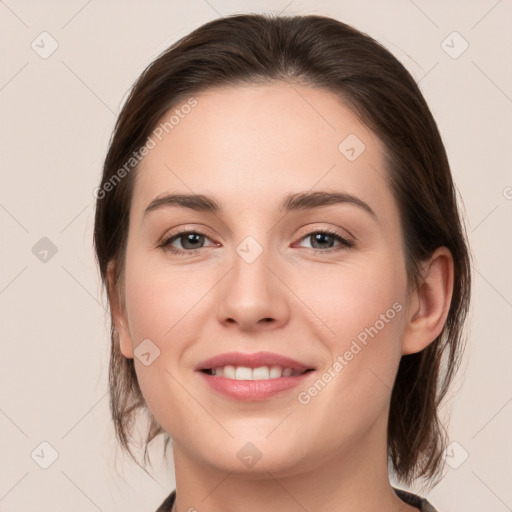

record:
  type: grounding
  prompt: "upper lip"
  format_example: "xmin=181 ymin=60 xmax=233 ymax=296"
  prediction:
xmin=196 ymin=351 xmax=314 ymax=371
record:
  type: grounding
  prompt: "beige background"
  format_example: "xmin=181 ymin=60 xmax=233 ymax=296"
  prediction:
xmin=1 ymin=0 xmax=511 ymax=511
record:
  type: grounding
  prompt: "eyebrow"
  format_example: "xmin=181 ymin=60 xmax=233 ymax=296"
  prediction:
xmin=143 ymin=191 xmax=377 ymax=219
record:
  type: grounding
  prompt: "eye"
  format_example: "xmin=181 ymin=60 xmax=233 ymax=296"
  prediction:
xmin=159 ymin=228 xmax=354 ymax=256
xmin=296 ymin=229 xmax=354 ymax=253
xmin=160 ymin=230 xmax=218 ymax=255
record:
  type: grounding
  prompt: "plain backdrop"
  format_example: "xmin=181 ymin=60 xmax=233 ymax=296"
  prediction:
xmin=1 ymin=1 xmax=511 ymax=511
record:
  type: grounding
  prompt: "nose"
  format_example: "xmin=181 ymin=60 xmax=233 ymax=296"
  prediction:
xmin=215 ymin=246 xmax=291 ymax=332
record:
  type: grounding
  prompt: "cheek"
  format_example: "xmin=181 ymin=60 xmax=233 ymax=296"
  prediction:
xmin=296 ymin=255 xmax=406 ymax=351
xmin=121 ymin=246 xmax=229 ymax=405
xmin=123 ymin=249 xmax=207 ymax=348
xmin=292 ymin=256 xmax=406 ymax=412
xmin=121 ymin=254 xmax=213 ymax=433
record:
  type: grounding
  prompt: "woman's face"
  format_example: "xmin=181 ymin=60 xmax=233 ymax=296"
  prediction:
xmin=114 ymin=82 xmax=414 ymax=476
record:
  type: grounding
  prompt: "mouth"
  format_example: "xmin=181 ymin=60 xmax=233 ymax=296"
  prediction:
xmin=196 ymin=352 xmax=315 ymax=401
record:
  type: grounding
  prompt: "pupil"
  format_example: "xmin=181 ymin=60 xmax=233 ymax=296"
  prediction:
xmin=183 ymin=233 xmax=203 ymax=249
xmin=313 ymin=233 xmax=333 ymax=249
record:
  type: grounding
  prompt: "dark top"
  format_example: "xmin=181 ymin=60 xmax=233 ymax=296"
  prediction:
xmin=155 ymin=487 xmax=438 ymax=511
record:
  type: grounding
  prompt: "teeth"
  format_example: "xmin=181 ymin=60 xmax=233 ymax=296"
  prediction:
xmin=209 ymin=365 xmax=306 ymax=380
xmin=269 ymin=366 xmax=282 ymax=378
xmin=223 ymin=365 xmax=236 ymax=379
xmin=252 ymin=366 xmax=270 ymax=380
xmin=235 ymin=366 xmax=252 ymax=380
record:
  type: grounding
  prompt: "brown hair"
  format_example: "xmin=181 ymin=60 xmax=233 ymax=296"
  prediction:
xmin=93 ymin=13 xmax=471 ymax=486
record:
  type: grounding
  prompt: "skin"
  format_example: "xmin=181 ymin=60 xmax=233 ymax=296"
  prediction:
xmin=109 ymin=81 xmax=454 ymax=512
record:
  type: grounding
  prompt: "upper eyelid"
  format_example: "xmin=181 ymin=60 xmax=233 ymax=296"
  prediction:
xmin=302 ymin=225 xmax=355 ymax=242
xmin=161 ymin=227 xmax=217 ymax=245
xmin=161 ymin=221 xmax=354 ymax=238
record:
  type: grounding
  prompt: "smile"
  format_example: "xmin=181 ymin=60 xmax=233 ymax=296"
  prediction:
xmin=202 ymin=365 xmax=310 ymax=380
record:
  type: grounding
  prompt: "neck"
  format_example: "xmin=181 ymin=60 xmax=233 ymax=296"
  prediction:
xmin=170 ymin=416 xmax=416 ymax=512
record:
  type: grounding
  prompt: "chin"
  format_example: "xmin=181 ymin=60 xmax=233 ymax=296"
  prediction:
xmin=191 ymin=431 xmax=311 ymax=477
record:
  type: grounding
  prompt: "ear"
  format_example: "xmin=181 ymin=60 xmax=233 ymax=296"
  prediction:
xmin=402 ymin=247 xmax=454 ymax=355
xmin=106 ymin=261 xmax=134 ymax=359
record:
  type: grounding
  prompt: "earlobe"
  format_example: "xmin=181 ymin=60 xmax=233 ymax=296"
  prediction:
xmin=402 ymin=247 xmax=454 ymax=355
xmin=106 ymin=261 xmax=134 ymax=359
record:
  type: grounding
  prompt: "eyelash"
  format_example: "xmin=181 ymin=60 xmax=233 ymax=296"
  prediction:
xmin=159 ymin=228 xmax=354 ymax=256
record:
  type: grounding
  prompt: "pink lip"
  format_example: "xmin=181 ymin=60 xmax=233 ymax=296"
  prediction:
xmin=199 ymin=373 xmax=313 ymax=401
xmin=196 ymin=351 xmax=315 ymax=401
xmin=196 ymin=351 xmax=312 ymax=371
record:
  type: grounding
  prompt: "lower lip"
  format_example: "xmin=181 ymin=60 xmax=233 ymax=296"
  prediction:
xmin=198 ymin=372 xmax=313 ymax=401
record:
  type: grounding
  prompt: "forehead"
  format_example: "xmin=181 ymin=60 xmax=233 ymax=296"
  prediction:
xmin=131 ymin=81 xmax=395 ymax=221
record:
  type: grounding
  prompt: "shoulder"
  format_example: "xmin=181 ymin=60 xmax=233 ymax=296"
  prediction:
xmin=393 ymin=487 xmax=438 ymax=512
xmin=154 ymin=489 xmax=176 ymax=512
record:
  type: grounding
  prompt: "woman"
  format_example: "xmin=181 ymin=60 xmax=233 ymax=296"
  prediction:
xmin=94 ymin=13 xmax=471 ymax=512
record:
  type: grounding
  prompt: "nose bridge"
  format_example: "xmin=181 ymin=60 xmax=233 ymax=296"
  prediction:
xmin=215 ymin=233 xmax=289 ymax=329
